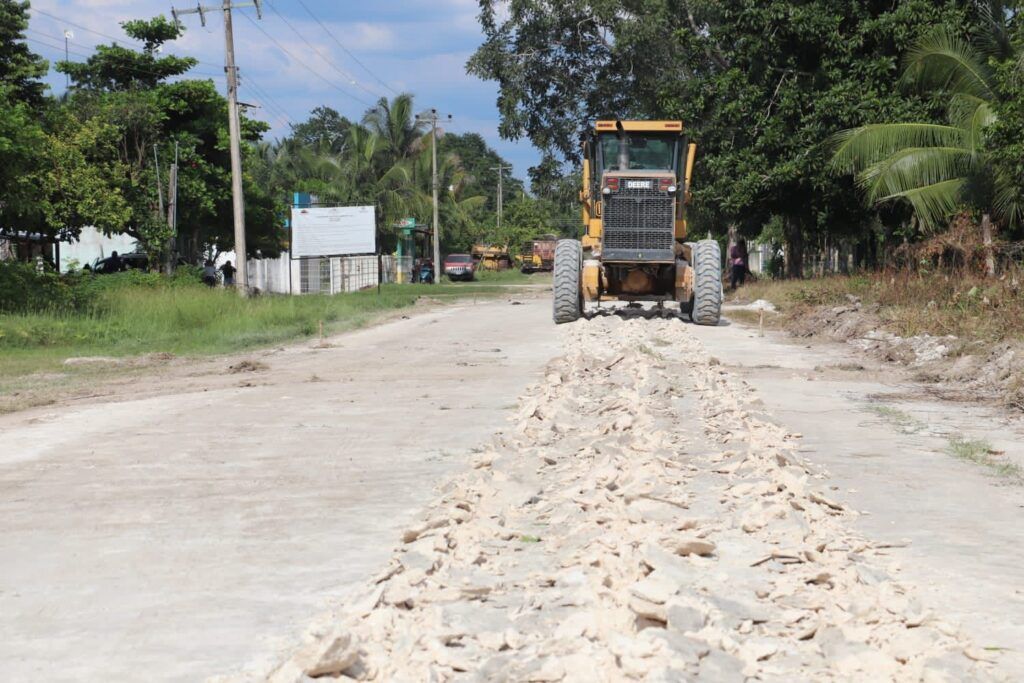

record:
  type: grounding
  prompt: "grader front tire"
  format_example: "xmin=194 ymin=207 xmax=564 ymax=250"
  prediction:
xmin=553 ymin=239 xmax=583 ymax=324
xmin=692 ymin=239 xmax=722 ymax=326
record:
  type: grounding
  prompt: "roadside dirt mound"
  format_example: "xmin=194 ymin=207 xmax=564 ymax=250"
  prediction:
xmin=268 ymin=317 xmax=996 ymax=682
xmin=786 ymin=297 xmax=884 ymax=344
xmin=778 ymin=297 xmax=1024 ymax=408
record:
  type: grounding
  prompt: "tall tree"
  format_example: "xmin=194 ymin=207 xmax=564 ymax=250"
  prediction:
xmin=56 ymin=16 xmax=279 ymax=260
xmin=469 ymin=0 xmax=975 ymax=276
xmin=0 ymin=84 xmax=46 ymax=228
xmin=0 ymin=0 xmax=47 ymax=106
xmin=289 ymin=106 xmax=352 ymax=152
xmin=440 ymin=132 xmax=524 ymax=215
xmin=361 ymin=94 xmax=427 ymax=167
xmin=0 ymin=0 xmax=48 ymax=229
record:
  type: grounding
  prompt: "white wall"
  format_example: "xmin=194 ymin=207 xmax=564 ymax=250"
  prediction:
xmin=216 ymin=251 xmax=396 ymax=295
xmin=59 ymin=227 xmax=137 ymax=272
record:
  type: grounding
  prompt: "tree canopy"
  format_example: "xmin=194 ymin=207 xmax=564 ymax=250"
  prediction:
xmin=468 ymin=0 xmax=1009 ymax=275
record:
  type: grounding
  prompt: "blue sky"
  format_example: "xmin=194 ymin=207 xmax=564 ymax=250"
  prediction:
xmin=25 ymin=0 xmax=539 ymax=182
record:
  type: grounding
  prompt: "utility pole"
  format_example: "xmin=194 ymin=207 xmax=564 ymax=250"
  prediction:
xmin=415 ymin=109 xmax=451 ymax=283
xmin=63 ymin=30 xmax=72 ymax=90
xmin=165 ymin=142 xmax=179 ymax=275
xmin=153 ymin=145 xmax=165 ymax=218
xmin=491 ymin=164 xmax=512 ymax=233
xmin=172 ymin=0 xmax=262 ymax=294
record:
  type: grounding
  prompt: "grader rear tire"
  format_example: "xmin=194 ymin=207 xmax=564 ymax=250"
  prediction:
xmin=692 ymin=239 xmax=722 ymax=326
xmin=553 ymin=239 xmax=583 ymax=324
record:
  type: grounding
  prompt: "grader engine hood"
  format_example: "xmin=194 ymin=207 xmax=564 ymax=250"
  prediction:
xmin=599 ymin=170 xmax=677 ymax=262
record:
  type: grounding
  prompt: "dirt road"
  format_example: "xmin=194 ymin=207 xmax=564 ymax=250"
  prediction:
xmin=0 ymin=298 xmax=559 ymax=681
xmin=271 ymin=309 xmax=1019 ymax=682
xmin=3 ymin=299 xmax=1022 ymax=681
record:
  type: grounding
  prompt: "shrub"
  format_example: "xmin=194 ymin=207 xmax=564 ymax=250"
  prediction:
xmin=0 ymin=262 xmax=78 ymax=314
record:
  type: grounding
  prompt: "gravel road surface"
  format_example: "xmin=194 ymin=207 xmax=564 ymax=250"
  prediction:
xmin=271 ymin=311 xmax=1009 ymax=682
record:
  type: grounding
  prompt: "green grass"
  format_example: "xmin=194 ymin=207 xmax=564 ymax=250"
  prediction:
xmin=866 ymin=404 xmax=1022 ymax=481
xmin=0 ymin=279 xmax=521 ymax=382
xmin=469 ymin=268 xmax=550 ymax=284
xmin=864 ymin=404 xmax=925 ymax=433
xmin=946 ymin=436 xmax=1023 ymax=481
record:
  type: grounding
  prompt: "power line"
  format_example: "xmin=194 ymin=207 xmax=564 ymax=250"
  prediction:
xmin=238 ymin=10 xmax=373 ymax=108
xmin=242 ymin=78 xmax=294 ymax=124
xmin=28 ymin=7 xmax=145 ymax=50
xmin=242 ymin=76 xmax=301 ymax=128
xmin=27 ymin=28 xmax=296 ymax=134
xmin=261 ymin=0 xmax=387 ymax=100
xmin=291 ymin=0 xmax=398 ymax=96
xmin=24 ymin=34 xmax=225 ymax=82
xmin=27 ymin=6 xmax=225 ymax=71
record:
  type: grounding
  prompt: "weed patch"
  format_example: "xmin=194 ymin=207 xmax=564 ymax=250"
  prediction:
xmin=863 ymin=404 xmax=927 ymax=433
xmin=946 ymin=436 xmax=1023 ymax=481
xmin=0 ymin=279 xmax=522 ymax=382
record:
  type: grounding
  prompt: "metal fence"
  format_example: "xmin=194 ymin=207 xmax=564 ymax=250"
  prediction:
xmin=297 ymin=255 xmax=398 ymax=294
xmin=241 ymin=253 xmax=399 ymax=295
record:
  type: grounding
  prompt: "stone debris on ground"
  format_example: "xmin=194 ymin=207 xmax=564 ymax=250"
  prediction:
xmin=269 ymin=316 xmax=1000 ymax=682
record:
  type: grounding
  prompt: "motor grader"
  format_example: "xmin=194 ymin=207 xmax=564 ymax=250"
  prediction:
xmin=553 ymin=120 xmax=722 ymax=325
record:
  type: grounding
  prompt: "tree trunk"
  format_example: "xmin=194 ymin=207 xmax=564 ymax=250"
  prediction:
xmin=981 ymin=213 xmax=996 ymax=277
xmin=784 ymin=218 xmax=804 ymax=279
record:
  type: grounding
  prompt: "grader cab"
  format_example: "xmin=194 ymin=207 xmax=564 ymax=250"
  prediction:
xmin=553 ymin=120 xmax=722 ymax=325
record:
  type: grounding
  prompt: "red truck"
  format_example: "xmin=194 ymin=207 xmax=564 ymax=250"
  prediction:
xmin=519 ymin=235 xmax=558 ymax=273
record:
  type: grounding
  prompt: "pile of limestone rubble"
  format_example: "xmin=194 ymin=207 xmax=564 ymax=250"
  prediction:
xmin=270 ymin=315 xmax=998 ymax=682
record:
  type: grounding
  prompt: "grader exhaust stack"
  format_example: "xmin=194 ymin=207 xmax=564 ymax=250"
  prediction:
xmin=553 ymin=120 xmax=722 ymax=325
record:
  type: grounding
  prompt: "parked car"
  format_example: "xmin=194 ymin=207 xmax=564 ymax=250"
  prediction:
xmin=91 ymin=252 xmax=149 ymax=274
xmin=443 ymin=253 xmax=476 ymax=281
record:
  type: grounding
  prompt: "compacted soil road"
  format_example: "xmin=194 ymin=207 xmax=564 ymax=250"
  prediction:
xmin=0 ymin=297 xmax=559 ymax=681
xmin=3 ymin=299 xmax=1022 ymax=682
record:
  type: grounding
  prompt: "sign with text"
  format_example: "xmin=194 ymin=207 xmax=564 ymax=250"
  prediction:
xmin=291 ymin=206 xmax=376 ymax=257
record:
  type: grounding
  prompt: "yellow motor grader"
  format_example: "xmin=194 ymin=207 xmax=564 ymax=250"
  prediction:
xmin=553 ymin=120 xmax=722 ymax=325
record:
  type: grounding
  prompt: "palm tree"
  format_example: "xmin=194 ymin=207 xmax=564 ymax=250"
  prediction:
xmin=831 ymin=15 xmax=1020 ymax=273
xmin=407 ymin=141 xmax=487 ymax=251
xmin=361 ymin=94 xmax=427 ymax=167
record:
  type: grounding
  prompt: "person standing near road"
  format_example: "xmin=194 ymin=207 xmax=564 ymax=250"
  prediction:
xmin=202 ymin=259 xmax=217 ymax=287
xmin=219 ymin=260 xmax=236 ymax=287
xmin=730 ymin=239 xmax=748 ymax=290
xmin=108 ymin=251 xmax=125 ymax=273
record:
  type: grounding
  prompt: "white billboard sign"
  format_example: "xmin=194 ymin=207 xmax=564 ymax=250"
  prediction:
xmin=291 ymin=205 xmax=376 ymax=257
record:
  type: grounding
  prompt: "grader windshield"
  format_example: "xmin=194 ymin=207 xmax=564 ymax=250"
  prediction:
xmin=598 ymin=133 xmax=679 ymax=172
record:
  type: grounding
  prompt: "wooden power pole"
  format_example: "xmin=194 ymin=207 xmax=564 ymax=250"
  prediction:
xmin=416 ymin=109 xmax=451 ymax=283
xmin=172 ymin=0 xmax=262 ymax=294
xmin=491 ymin=164 xmax=512 ymax=233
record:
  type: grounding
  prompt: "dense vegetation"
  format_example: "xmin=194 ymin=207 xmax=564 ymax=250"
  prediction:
xmin=469 ymin=0 xmax=1024 ymax=276
xmin=6 ymin=0 xmax=1024 ymax=279
xmin=0 ymin=0 xmax=573 ymax=269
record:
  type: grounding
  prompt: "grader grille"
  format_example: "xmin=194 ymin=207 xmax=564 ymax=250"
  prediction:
xmin=602 ymin=179 xmax=674 ymax=259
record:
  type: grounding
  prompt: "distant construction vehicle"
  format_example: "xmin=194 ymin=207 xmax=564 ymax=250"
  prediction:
xmin=553 ymin=120 xmax=721 ymax=325
xmin=518 ymin=235 xmax=557 ymax=273
xmin=471 ymin=243 xmax=512 ymax=271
